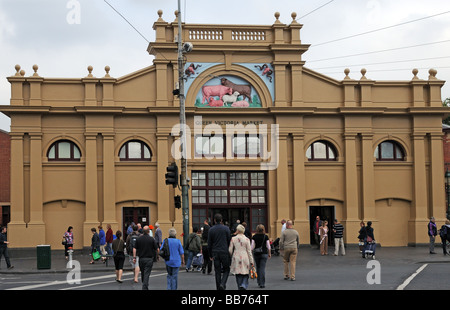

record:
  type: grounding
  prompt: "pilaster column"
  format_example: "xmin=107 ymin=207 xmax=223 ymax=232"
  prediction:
xmin=29 ymin=133 xmax=43 ymax=224
xmin=430 ymin=133 xmax=446 ymax=221
xmin=409 ymin=133 xmax=428 ymax=244
xmin=83 ymin=133 xmax=99 ymax=245
xmin=156 ymin=133 xmax=172 ymax=234
xmin=276 ymin=133 xmax=289 ymax=232
xmin=344 ymin=132 xmax=361 ymax=242
xmin=292 ymin=133 xmax=308 ymax=243
xmin=361 ymin=133 xmax=375 ymax=221
xmin=102 ymin=133 xmax=117 ymax=224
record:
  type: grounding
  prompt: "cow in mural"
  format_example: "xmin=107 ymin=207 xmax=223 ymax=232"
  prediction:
xmin=220 ymin=78 xmax=252 ymax=103
xmin=201 ymin=85 xmax=233 ymax=104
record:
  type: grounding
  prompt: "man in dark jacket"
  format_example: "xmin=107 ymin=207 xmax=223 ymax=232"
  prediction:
xmin=133 ymin=226 xmax=158 ymax=290
xmin=0 ymin=227 xmax=13 ymax=269
xmin=428 ymin=217 xmax=437 ymax=254
xmin=208 ymin=213 xmax=231 ymax=290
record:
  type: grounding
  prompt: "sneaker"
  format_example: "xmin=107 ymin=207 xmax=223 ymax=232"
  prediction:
xmin=7 ymin=266 xmax=14 ymax=270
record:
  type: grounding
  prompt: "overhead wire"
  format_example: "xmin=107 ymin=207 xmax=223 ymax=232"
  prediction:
xmin=310 ymin=9 xmax=450 ymax=47
xmin=307 ymin=39 xmax=450 ymax=63
xmin=103 ymin=0 xmax=150 ymax=43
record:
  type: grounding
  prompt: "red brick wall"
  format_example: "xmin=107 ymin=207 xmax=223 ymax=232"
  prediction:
xmin=444 ymin=129 xmax=450 ymax=172
xmin=0 ymin=130 xmax=10 ymax=225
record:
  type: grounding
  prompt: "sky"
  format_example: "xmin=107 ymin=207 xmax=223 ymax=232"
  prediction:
xmin=0 ymin=0 xmax=449 ymax=132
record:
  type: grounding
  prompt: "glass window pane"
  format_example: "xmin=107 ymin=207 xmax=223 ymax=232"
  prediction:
xmin=58 ymin=142 xmax=71 ymax=158
xmin=233 ymin=136 xmax=246 ymax=155
xmin=306 ymin=146 xmax=312 ymax=159
xmin=210 ymin=136 xmax=223 ymax=154
xmin=119 ymin=146 xmax=126 ymax=158
xmin=48 ymin=146 xmax=55 ymax=159
xmin=381 ymin=142 xmax=394 ymax=159
xmin=143 ymin=145 xmax=151 ymax=159
xmin=313 ymin=142 xmax=327 ymax=159
xmin=128 ymin=142 xmax=142 ymax=158
xmin=248 ymin=136 xmax=260 ymax=155
xmin=73 ymin=146 xmax=81 ymax=159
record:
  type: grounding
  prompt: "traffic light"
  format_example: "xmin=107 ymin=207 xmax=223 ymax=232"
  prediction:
xmin=174 ymin=195 xmax=181 ymax=209
xmin=165 ymin=163 xmax=179 ymax=187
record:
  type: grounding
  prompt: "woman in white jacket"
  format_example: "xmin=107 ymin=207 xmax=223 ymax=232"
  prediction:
xmin=229 ymin=224 xmax=254 ymax=290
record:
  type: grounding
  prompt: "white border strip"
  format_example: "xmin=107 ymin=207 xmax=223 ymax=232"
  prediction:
xmin=396 ymin=263 xmax=428 ymax=290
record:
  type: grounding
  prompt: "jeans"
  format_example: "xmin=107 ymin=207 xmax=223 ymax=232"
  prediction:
xmin=139 ymin=257 xmax=154 ymax=290
xmin=165 ymin=265 xmax=180 ymax=290
xmin=254 ymin=253 xmax=268 ymax=287
xmin=185 ymin=250 xmax=199 ymax=270
xmin=235 ymin=274 xmax=249 ymax=290
xmin=212 ymin=251 xmax=230 ymax=290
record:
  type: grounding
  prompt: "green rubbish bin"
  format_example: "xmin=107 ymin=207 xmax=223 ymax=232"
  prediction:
xmin=36 ymin=245 xmax=51 ymax=269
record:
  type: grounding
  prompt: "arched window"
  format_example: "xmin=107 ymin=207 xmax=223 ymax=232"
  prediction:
xmin=48 ymin=140 xmax=81 ymax=161
xmin=306 ymin=140 xmax=337 ymax=161
xmin=374 ymin=140 xmax=405 ymax=161
xmin=119 ymin=140 xmax=152 ymax=161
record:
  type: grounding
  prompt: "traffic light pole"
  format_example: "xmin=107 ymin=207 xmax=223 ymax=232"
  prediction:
xmin=177 ymin=0 xmax=189 ymax=246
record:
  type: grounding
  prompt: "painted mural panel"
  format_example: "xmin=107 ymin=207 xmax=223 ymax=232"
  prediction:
xmin=183 ymin=62 xmax=274 ymax=108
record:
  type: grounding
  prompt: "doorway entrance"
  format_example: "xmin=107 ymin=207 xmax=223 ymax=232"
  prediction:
xmin=309 ymin=206 xmax=335 ymax=246
xmin=123 ymin=207 xmax=149 ymax=238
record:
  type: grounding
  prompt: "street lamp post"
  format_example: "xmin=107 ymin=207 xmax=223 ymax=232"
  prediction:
xmin=176 ymin=0 xmax=190 ymax=245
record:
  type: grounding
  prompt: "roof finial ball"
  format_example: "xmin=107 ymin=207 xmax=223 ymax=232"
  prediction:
xmin=15 ymin=64 xmax=21 ymax=76
xmin=412 ymin=68 xmax=419 ymax=80
xmin=275 ymin=12 xmax=280 ymax=20
xmin=105 ymin=66 xmax=111 ymax=77
xmin=291 ymin=12 xmax=297 ymax=21
xmin=87 ymin=65 xmax=93 ymax=77
xmin=32 ymin=64 xmax=39 ymax=76
xmin=344 ymin=68 xmax=350 ymax=79
xmin=360 ymin=68 xmax=367 ymax=80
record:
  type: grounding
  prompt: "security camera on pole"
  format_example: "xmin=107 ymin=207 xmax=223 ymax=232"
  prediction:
xmin=175 ymin=0 xmax=192 ymax=246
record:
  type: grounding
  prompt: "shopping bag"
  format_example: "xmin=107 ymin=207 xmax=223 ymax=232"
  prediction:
xmin=92 ymin=250 xmax=101 ymax=260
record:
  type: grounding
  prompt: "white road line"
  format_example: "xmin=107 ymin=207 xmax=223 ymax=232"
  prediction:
xmin=396 ymin=263 xmax=428 ymax=290
xmin=61 ymin=272 xmax=167 ymax=290
xmin=6 ymin=272 xmax=163 ymax=290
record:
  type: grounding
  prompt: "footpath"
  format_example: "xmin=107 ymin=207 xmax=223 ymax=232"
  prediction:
xmin=0 ymin=245 xmax=449 ymax=275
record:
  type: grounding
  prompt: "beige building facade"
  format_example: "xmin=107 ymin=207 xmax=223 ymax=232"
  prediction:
xmin=1 ymin=11 xmax=448 ymax=250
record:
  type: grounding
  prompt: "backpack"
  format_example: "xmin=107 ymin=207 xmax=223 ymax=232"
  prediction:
xmin=127 ymin=233 xmax=139 ymax=254
xmin=159 ymin=238 xmax=170 ymax=261
xmin=439 ymin=225 xmax=448 ymax=239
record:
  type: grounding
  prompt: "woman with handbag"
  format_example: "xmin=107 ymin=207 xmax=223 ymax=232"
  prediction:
xmin=229 ymin=224 xmax=254 ymax=290
xmin=63 ymin=226 xmax=74 ymax=260
xmin=89 ymin=227 xmax=102 ymax=264
xmin=251 ymin=224 xmax=271 ymax=288
xmin=112 ymin=230 xmax=126 ymax=283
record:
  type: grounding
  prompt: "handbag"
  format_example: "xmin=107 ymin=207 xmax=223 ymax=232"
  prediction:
xmin=92 ymin=250 xmax=101 ymax=260
xmin=62 ymin=237 xmax=67 ymax=246
xmin=250 ymin=265 xmax=257 ymax=280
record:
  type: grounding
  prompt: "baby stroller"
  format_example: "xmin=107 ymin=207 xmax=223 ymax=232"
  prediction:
xmin=271 ymin=238 xmax=280 ymax=256
xmin=192 ymin=253 xmax=204 ymax=271
xmin=363 ymin=241 xmax=376 ymax=259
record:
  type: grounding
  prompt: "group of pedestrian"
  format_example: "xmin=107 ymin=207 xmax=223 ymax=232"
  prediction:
xmin=204 ymin=213 xmax=273 ymax=290
xmin=313 ymin=217 xmax=347 ymax=256
xmin=428 ymin=217 xmax=450 ymax=255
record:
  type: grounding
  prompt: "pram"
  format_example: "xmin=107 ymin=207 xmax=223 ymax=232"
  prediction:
xmin=363 ymin=241 xmax=376 ymax=259
xmin=192 ymin=253 xmax=204 ymax=271
xmin=271 ymin=238 xmax=280 ymax=256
